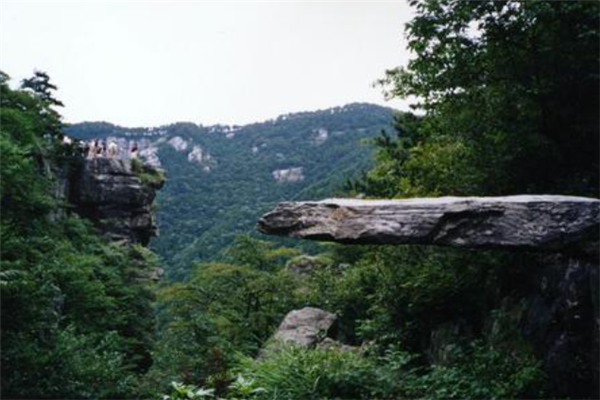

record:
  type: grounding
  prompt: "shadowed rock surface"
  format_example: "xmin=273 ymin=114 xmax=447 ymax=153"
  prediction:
xmin=71 ymin=158 xmax=165 ymax=245
xmin=258 ymin=196 xmax=600 ymax=256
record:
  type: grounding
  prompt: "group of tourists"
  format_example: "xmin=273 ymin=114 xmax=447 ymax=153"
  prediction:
xmin=85 ymin=139 xmax=139 ymax=159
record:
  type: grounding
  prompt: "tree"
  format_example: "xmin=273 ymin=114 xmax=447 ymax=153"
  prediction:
xmin=20 ymin=70 xmax=64 ymax=141
xmin=1 ymin=72 xmax=159 ymax=399
xmin=21 ymin=70 xmax=64 ymax=107
xmin=375 ymin=0 xmax=599 ymax=197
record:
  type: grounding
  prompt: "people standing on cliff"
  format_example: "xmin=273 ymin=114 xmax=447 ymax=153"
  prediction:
xmin=83 ymin=141 xmax=90 ymax=158
xmin=107 ymin=140 xmax=118 ymax=158
xmin=131 ymin=141 xmax=139 ymax=159
xmin=88 ymin=140 xmax=98 ymax=159
xmin=96 ymin=140 xmax=104 ymax=158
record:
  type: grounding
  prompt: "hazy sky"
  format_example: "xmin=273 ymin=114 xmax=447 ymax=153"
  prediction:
xmin=1 ymin=1 xmax=414 ymax=127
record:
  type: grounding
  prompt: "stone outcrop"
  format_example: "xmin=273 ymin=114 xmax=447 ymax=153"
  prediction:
xmin=273 ymin=307 xmax=337 ymax=348
xmin=258 ymin=195 xmax=600 ymax=397
xmin=71 ymin=158 xmax=164 ymax=245
xmin=258 ymin=196 xmax=599 ymax=256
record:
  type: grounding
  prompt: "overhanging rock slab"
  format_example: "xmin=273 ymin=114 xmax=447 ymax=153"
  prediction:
xmin=258 ymin=195 xmax=600 ymax=256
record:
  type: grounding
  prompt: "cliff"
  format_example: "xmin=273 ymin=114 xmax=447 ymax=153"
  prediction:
xmin=70 ymin=158 xmax=165 ymax=245
xmin=259 ymin=195 xmax=600 ymax=397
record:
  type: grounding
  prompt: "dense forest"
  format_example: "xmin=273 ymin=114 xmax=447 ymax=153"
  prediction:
xmin=1 ymin=1 xmax=599 ymax=399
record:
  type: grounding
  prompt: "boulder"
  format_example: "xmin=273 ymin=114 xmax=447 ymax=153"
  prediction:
xmin=258 ymin=195 xmax=600 ymax=256
xmin=273 ymin=307 xmax=337 ymax=347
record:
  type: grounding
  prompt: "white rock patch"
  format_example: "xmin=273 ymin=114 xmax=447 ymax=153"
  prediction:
xmin=139 ymin=145 xmax=161 ymax=168
xmin=273 ymin=167 xmax=304 ymax=182
xmin=188 ymin=145 xmax=215 ymax=171
xmin=311 ymin=128 xmax=328 ymax=145
xmin=168 ymin=136 xmax=188 ymax=151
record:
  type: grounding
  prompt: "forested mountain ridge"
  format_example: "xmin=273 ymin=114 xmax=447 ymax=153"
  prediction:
xmin=67 ymin=103 xmax=396 ymax=278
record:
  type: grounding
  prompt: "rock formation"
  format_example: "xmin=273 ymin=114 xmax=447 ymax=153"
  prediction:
xmin=258 ymin=195 xmax=600 ymax=397
xmin=71 ymin=158 xmax=164 ymax=245
xmin=258 ymin=196 xmax=599 ymax=256
xmin=273 ymin=307 xmax=337 ymax=348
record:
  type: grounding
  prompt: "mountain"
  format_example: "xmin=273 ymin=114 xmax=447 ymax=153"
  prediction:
xmin=67 ymin=103 xmax=396 ymax=278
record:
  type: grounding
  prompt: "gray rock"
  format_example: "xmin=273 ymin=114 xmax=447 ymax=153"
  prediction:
xmin=72 ymin=158 xmax=164 ymax=245
xmin=258 ymin=195 xmax=600 ymax=256
xmin=273 ymin=307 xmax=337 ymax=347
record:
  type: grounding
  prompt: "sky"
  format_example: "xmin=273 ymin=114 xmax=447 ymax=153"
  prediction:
xmin=1 ymin=1 xmax=414 ymax=127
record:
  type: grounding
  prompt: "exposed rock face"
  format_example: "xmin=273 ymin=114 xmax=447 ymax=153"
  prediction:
xmin=71 ymin=158 xmax=164 ymax=245
xmin=168 ymin=136 xmax=189 ymax=151
xmin=187 ymin=145 xmax=215 ymax=172
xmin=272 ymin=167 xmax=304 ymax=182
xmin=273 ymin=307 xmax=337 ymax=347
xmin=258 ymin=196 xmax=599 ymax=256
xmin=258 ymin=195 xmax=600 ymax=397
xmin=138 ymin=144 xmax=162 ymax=168
xmin=311 ymin=128 xmax=328 ymax=145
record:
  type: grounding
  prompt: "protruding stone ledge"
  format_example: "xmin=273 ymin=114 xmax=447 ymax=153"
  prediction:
xmin=258 ymin=195 xmax=600 ymax=256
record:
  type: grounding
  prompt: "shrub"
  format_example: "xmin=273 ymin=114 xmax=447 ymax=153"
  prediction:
xmin=233 ymin=346 xmax=380 ymax=400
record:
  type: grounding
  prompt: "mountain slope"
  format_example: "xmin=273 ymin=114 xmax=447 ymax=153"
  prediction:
xmin=67 ymin=103 xmax=396 ymax=278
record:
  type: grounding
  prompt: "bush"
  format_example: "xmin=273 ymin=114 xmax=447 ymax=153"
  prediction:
xmin=411 ymin=341 xmax=545 ymax=400
xmin=233 ymin=346 xmax=380 ymax=400
xmin=132 ymin=157 xmax=166 ymax=186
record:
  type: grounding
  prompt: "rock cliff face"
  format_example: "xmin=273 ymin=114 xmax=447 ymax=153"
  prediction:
xmin=258 ymin=195 xmax=600 ymax=398
xmin=71 ymin=158 xmax=164 ymax=245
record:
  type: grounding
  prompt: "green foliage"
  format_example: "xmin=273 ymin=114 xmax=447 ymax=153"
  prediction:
xmin=225 ymin=234 xmax=301 ymax=272
xmin=301 ymin=246 xmax=497 ymax=348
xmin=227 ymin=339 xmax=543 ymax=400
xmin=371 ymin=0 xmax=599 ymax=197
xmin=132 ymin=157 xmax=166 ymax=186
xmin=162 ymin=382 xmax=215 ymax=400
xmin=233 ymin=346 xmax=381 ymax=400
xmin=412 ymin=342 xmax=544 ymax=400
xmin=227 ymin=375 xmax=267 ymax=399
xmin=1 ymin=72 xmax=159 ymax=398
xmin=144 ymin=236 xmax=302 ymax=396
